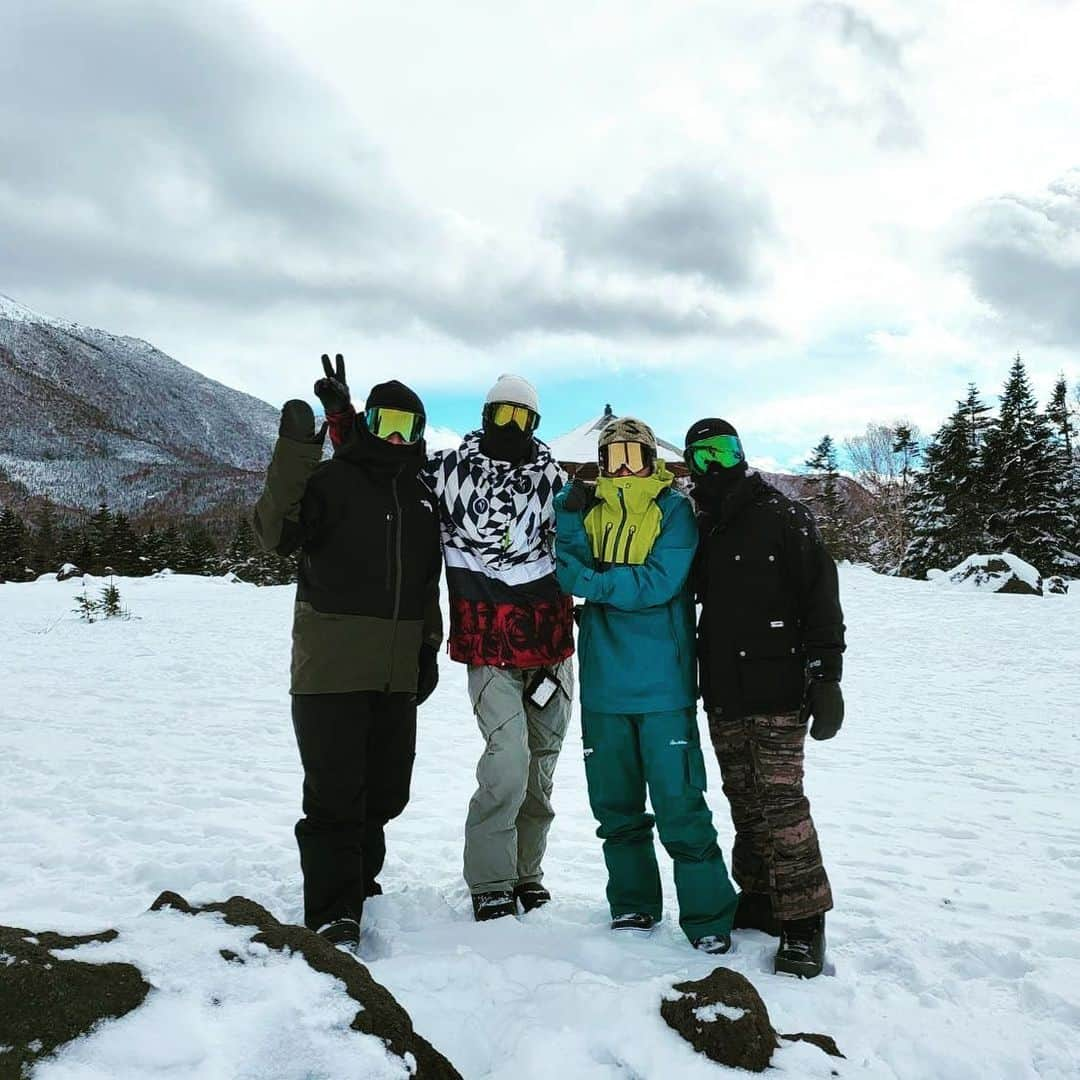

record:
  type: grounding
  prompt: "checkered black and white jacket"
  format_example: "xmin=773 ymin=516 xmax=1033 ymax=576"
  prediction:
xmin=423 ymin=432 xmax=575 ymax=669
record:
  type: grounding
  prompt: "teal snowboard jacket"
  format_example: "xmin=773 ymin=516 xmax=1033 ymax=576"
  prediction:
xmin=554 ymin=485 xmax=698 ymax=714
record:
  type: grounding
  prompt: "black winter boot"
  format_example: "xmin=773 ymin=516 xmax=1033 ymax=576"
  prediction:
xmin=692 ymin=933 xmax=733 ymax=955
xmin=774 ymin=914 xmax=826 ymax=978
xmin=317 ymin=917 xmax=361 ymax=950
xmin=513 ymin=883 xmax=551 ymax=913
xmin=611 ymin=913 xmax=657 ymax=934
xmin=733 ymin=892 xmax=781 ymax=937
xmin=472 ymin=891 xmax=516 ymax=922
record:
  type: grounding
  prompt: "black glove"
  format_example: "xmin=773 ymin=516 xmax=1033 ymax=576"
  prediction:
xmin=417 ymin=644 xmax=439 ymax=705
xmin=279 ymin=399 xmax=326 ymax=444
xmin=314 ymin=353 xmax=351 ymax=416
xmin=805 ymin=680 xmax=844 ymax=741
xmin=561 ymin=478 xmax=594 ymax=513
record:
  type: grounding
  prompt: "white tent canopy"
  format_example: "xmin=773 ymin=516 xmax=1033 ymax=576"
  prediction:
xmin=547 ymin=405 xmax=683 ymax=464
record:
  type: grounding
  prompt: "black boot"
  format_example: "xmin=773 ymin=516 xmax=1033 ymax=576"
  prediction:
xmin=472 ymin=891 xmax=516 ymax=922
xmin=611 ymin=913 xmax=657 ymax=934
xmin=774 ymin=914 xmax=826 ymax=978
xmin=317 ymin=917 xmax=361 ymax=950
xmin=733 ymin=892 xmax=781 ymax=937
xmin=513 ymin=882 xmax=551 ymax=913
xmin=692 ymin=933 xmax=733 ymax=955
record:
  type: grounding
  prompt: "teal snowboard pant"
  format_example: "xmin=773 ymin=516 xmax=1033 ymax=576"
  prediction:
xmin=582 ymin=708 xmax=737 ymax=942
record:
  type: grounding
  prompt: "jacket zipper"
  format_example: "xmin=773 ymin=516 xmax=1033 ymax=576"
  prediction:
xmin=600 ymin=522 xmax=613 ymax=563
xmin=610 ymin=489 xmax=628 ymax=564
xmin=622 ymin=525 xmax=636 ymax=563
xmin=384 ymin=511 xmax=393 ymax=593
xmin=386 ymin=470 xmax=404 ymax=691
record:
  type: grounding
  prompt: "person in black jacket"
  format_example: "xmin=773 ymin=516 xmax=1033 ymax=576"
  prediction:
xmin=254 ymin=357 xmax=443 ymax=949
xmin=684 ymin=418 xmax=845 ymax=979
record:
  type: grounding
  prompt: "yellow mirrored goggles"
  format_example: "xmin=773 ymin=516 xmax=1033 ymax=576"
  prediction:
xmin=600 ymin=440 xmax=652 ymax=474
xmin=365 ymin=406 xmax=425 ymax=443
xmin=488 ymin=402 xmax=538 ymax=432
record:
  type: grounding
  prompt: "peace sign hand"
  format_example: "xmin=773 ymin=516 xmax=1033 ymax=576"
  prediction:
xmin=314 ymin=353 xmax=351 ymax=415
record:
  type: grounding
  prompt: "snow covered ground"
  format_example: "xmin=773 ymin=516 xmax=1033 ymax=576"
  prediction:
xmin=1 ymin=567 xmax=1078 ymax=1079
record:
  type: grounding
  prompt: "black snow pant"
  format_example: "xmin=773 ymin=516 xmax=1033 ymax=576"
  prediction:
xmin=291 ymin=690 xmax=417 ymax=931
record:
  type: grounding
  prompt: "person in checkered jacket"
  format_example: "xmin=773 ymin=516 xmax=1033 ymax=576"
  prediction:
xmin=327 ymin=373 xmax=575 ymax=923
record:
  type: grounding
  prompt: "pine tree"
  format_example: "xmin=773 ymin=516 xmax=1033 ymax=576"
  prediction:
xmin=32 ymin=504 xmax=60 ymax=575
xmin=803 ymin=436 xmax=854 ymax=559
xmin=180 ymin=521 xmax=218 ymax=575
xmin=87 ymin=504 xmax=113 ymax=575
xmin=900 ymin=388 xmax=991 ymax=578
xmin=223 ymin=516 xmax=254 ymax=576
xmin=1046 ymin=373 xmax=1080 ymax=560
xmin=99 ymin=574 xmax=125 ymax=618
xmin=0 ymin=506 xmax=30 ymax=582
xmin=158 ymin=525 xmax=184 ymax=573
xmin=982 ymin=355 xmax=1074 ymax=573
xmin=108 ymin=513 xmax=143 ymax=577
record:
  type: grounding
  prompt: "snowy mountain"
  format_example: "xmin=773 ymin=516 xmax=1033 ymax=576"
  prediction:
xmin=0 ymin=294 xmax=279 ymax=514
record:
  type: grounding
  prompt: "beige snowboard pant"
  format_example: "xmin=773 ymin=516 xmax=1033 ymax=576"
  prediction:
xmin=463 ymin=659 xmax=574 ymax=894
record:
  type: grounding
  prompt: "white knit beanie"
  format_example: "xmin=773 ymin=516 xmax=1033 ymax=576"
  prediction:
xmin=485 ymin=373 xmax=539 ymax=413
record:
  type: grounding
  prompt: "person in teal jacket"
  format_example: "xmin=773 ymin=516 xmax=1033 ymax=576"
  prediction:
xmin=554 ymin=416 xmax=738 ymax=953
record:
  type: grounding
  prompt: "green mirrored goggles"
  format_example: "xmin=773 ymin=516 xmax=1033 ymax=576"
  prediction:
xmin=684 ymin=433 xmax=745 ymax=474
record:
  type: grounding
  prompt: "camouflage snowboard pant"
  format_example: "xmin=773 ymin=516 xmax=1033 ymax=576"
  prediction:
xmin=708 ymin=709 xmax=833 ymax=922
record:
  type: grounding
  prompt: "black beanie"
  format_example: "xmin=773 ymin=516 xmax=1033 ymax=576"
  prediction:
xmin=685 ymin=417 xmax=740 ymax=447
xmin=364 ymin=379 xmax=426 ymax=418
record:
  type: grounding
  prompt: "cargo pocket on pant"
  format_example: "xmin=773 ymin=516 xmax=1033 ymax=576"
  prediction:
xmin=685 ymin=745 xmax=708 ymax=793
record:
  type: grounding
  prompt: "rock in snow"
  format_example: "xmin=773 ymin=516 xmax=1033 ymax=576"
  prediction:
xmin=660 ymin=966 xmax=843 ymax=1071
xmin=1 ymin=893 xmax=462 ymax=1080
xmin=0 ymin=925 xmax=150 ymax=1077
xmin=938 ymin=553 xmax=1044 ymax=595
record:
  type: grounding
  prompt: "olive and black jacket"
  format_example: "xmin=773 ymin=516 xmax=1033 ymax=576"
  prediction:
xmin=253 ymin=425 xmax=443 ymax=695
xmin=693 ymin=473 xmax=845 ymax=718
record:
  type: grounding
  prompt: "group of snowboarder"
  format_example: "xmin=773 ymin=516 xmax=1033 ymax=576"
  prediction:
xmin=254 ymin=358 xmax=846 ymax=979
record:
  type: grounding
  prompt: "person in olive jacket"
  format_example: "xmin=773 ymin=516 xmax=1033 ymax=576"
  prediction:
xmin=253 ymin=356 xmax=442 ymax=949
xmin=684 ymin=418 xmax=845 ymax=979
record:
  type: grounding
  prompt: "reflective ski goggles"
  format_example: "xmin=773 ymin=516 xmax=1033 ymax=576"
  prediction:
xmin=365 ymin=406 xmax=425 ymax=444
xmin=485 ymin=402 xmax=539 ymax=433
xmin=684 ymin=433 xmax=745 ymax=474
xmin=600 ymin=440 xmax=654 ymax=475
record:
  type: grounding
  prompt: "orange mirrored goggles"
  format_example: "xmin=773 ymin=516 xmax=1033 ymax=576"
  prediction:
xmin=600 ymin=440 xmax=653 ymax=474
xmin=486 ymin=402 xmax=539 ymax=433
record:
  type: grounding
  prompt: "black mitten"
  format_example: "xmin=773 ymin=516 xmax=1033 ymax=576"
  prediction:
xmin=417 ymin=644 xmax=439 ymax=705
xmin=806 ymin=681 xmax=844 ymax=741
xmin=279 ymin=399 xmax=325 ymax=444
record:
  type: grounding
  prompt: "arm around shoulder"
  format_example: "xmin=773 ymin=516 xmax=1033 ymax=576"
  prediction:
xmin=577 ymin=490 xmax=698 ymax=612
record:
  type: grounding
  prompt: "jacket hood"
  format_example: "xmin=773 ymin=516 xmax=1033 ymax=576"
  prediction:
xmin=595 ymin=459 xmax=675 ymax=515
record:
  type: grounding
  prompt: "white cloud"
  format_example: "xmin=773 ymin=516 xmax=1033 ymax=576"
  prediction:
xmin=4 ymin=0 xmax=1080 ymax=440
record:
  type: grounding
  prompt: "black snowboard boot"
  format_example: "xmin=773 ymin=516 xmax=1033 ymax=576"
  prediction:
xmin=513 ymin=882 xmax=551 ymax=914
xmin=774 ymin=914 xmax=826 ymax=978
xmin=317 ymin=917 xmax=361 ymax=950
xmin=733 ymin=892 xmax=781 ymax=937
xmin=692 ymin=933 xmax=733 ymax=955
xmin=472 ymin=891 xmax=516 ymax=922
xmin=611 ymin=913 xmax=657 ymax=934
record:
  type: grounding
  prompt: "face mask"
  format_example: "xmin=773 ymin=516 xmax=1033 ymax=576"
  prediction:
xmin=481 ymin=418 xmax=533 ymax=463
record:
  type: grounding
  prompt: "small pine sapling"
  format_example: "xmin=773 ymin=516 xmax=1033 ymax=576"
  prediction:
xmin=74 ymin=582 xmax=98 ymax=623
xmin=99 ymin=569 xmax=128 ymax=620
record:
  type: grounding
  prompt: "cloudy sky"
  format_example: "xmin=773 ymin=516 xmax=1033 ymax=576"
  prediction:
xmin=4 ymin=0 xmax=1080 ymax=467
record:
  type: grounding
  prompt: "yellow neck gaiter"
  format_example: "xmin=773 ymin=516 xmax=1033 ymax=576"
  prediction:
xmin=584 ymin=461 xmax=674 ymax=566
